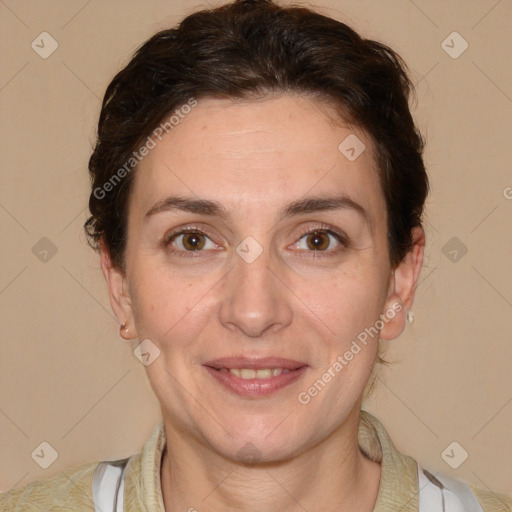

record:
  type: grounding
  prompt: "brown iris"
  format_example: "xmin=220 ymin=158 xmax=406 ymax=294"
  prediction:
xmin=182 ymin=232 xmax=206 ymax=251
xmin=306 ymin=231 xmax=329 ymax=251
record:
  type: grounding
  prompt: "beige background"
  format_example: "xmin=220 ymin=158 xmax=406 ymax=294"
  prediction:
xmin=1 ymin=0 xmax=511 ymax=497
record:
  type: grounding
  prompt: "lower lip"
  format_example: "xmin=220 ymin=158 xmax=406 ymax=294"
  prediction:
xmin=203 ymin=366 xmax=308 ymax=397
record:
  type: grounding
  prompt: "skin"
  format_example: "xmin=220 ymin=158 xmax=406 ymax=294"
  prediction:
xmin=101 ymin=94 xmax=425 ymax=512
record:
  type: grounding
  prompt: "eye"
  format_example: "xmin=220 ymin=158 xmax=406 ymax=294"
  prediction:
xmin=292 ymin=228 xmax=346 ymax=254
xmin=165 ymin=227 xmax=218 ymax=256
xmin=164 ymin=224 xmax=347 ymax=259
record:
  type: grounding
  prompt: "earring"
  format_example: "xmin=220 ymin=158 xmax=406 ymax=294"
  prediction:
xmin=406 ymin=310 xmax=415 ymax=324
xmin=120 ymin=322 xmax=129 ymax=336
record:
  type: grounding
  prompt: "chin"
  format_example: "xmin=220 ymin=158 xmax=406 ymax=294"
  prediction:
xmin=223 ymin=437 xmax=302 ymax=466
xmin=204 ymin=417 xmax=307 ymax=464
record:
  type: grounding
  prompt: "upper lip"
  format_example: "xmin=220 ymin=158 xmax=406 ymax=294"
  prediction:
xmin=203 ymin=357 xmax=308 ymax=370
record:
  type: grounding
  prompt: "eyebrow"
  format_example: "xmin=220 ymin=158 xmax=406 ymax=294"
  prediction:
xmin=145 ymin=194 xmax=371 ymax=228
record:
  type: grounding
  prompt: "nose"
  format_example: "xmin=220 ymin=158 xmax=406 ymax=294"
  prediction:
xmin=218 ymin=243 xmax=293 ymax=338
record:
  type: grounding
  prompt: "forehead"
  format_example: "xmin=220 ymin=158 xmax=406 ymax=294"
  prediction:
xmin=130 ymin=94 xmax=386 ymax=230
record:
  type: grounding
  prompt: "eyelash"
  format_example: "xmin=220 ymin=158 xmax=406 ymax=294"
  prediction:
xmin=164 ymin=224 xmax=348 ymax=259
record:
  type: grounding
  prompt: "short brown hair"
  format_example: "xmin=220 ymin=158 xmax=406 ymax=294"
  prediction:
xmin=85 ymin=0 xmax=429 ymax=271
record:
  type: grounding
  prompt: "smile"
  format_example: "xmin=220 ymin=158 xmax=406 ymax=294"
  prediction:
xmin=203 ymin=360 xmax=308 ymax=397
xmin=219 ymin=368 xmax=291 ymax=379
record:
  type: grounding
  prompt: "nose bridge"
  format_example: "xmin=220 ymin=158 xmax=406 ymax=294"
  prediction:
xmin=219 ymin=239 xmax=293 ymax=337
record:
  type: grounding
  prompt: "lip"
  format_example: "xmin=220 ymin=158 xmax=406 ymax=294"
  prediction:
xmin=203 ymin=357 xmax=307 ymax=370
xmin=203 ymin=357 xmax=308 ymax=398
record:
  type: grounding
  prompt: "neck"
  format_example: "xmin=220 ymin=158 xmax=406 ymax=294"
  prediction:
xmin=160 ymin=408 xmax=381 ymax=512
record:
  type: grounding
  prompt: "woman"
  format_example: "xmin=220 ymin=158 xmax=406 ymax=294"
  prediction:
xmin=1 ymin=0 xmax=510 ymax=510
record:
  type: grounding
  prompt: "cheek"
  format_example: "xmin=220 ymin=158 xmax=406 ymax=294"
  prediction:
xmin=129 ymin=263 xmax=218 ymax=343
xmin=292 ymin=264 xmax=385 ymax=342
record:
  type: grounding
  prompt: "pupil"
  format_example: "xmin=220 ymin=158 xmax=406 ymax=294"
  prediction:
xmin=308 ymin=232 xmax=327 ymax=250
xmin=184 ymin=233 xmax=204 ymax=250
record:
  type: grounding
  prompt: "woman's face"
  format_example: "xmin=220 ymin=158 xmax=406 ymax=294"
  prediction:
xmin=103 ymin=94 xmax=420 ymax=462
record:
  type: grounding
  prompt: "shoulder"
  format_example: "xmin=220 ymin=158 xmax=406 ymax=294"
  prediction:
xmin=471 ymin=485 xmax=512 ymax=512
xmin=418 ymin=466 xmax=511 ymax=512
xmin=360 ymin=411 xmax=511 ymax=512
xmin=0 ymin=460 xmax=99 ymax=511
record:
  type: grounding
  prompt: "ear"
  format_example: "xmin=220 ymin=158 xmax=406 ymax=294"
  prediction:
xmin=379 ymin=226 xmax=425 ymax=341
xmin=100 ymin=237 xmax=137 ymax=340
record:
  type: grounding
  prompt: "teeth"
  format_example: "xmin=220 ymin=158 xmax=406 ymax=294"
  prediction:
xmin=227 ymin=368 xmax=289 ymax=379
